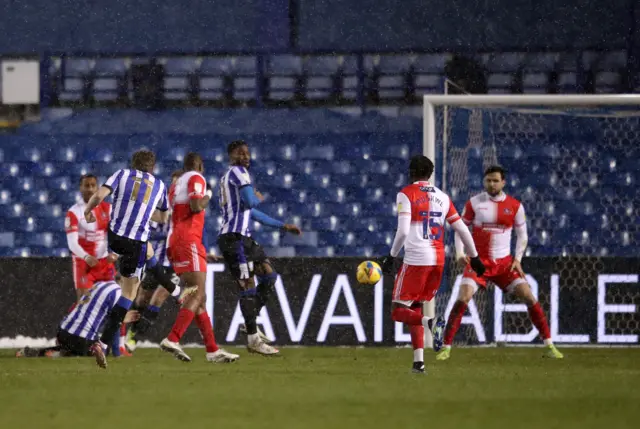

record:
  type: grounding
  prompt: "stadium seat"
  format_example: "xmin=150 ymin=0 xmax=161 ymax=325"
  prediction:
xmin=305 ymin=56 xmax=340 ymax=99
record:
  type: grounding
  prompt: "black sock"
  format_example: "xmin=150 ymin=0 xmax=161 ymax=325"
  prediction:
xmin=239 ymin=289 xmax=259 ymax=335
xmin=99 ymin=297 xmax=132 ymax=344
xmin=256 ymin=273 xmax=277 ymax=310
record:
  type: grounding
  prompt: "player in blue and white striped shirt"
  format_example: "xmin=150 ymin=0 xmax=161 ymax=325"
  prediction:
xmin=16 ymin=278 xmax=140 ymax=366
xmin=217 ymin=140 xmax=302 ymax=355
xmin=83 ymin=150 xmax=169 ymax=368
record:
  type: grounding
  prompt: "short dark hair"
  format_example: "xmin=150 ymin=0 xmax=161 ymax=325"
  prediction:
xmin=79 ymin=174 xmax=98 ymax=185
xmin=227 ymin=140 xmax=247 ymax=155
xmin=131 ymin=150 xmax=156 ymax=173
xmin=183 ymin=152 xmax=202 ymax=171
xmin=409 ymin=155 xmax=434 ymax=181
xmin=484 ymin=165 xmax=506 ymax=180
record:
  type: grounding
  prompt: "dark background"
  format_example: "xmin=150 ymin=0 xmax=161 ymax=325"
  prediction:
xmin=0 ymin=257 xmax=637 ymax=346
xmin=0 ymin=0 xmax=635 ymax=54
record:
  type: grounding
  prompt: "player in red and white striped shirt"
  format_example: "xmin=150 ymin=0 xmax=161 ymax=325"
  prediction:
xmin=160 ymin=152 xmax=238 ymax=364
xmin=381 ymin=156 xmax=485 ymax=374
xmin=65 ymin=174 xmax=117 ymax=300
xmin=437 ymin=166 xmax=563 ymax=360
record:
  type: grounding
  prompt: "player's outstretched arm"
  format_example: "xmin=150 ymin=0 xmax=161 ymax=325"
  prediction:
xmin=250 ymin=208 xmax=301 ymax=235
xmin=84 ymin=186 xmax=112 ymax=222
xmin=239 ymin=185 xmax=262 ymax=209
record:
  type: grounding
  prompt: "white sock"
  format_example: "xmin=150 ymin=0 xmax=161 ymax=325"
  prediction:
xmin=421 ymin=316 xmax=433 ymax=329
xmin=413 ymin=348 xmax=424 ymax=362
xmin=543 ymin=338 xmax=553 ymax=346
xmin=248 ymin=333 xmax=259 ymax=343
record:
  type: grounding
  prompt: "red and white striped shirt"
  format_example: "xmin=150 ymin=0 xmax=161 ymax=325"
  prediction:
xmin=396 ymin=181 xmax=460 ymax=266
xmin=65 ymin=201 xmax=111 ymax=259
xmin=461 ymin=192 xmax=526 ymax=260
xmin=167 ymin=171 xmax=207 ymax=246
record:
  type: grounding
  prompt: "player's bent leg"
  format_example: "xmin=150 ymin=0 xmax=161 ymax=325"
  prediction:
xmin=510 ymin=282 xmax=564 ymax=359
xmin=408 ymin=302 xmax=425 ymax=374
xmin=437 ymin=282 xmax=477 ymax=361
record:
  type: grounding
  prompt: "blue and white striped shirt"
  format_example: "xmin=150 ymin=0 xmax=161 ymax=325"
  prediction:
xmin=149 ymin=216 xmax=171 ymax=267
xmin=218 ymin=166 xmax=252 ymax=236
xmin=60 ymin=281 xmax=122 ymax=341
xmin=104 ymin=169 xmax=168 ymax=242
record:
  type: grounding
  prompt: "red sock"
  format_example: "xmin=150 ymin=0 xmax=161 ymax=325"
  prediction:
xmin=195 ymin=311 xmax=219 ymax=353
xmin=409 ymin=304 xmax=424 ymax=350
xmin=120 ymin=324 xmax=127 ymax=337
xmin=391 ymin=307 xmax=423 ymax=326
xmin=167 ymin=308 xmax=195 ymax=343
xmin=444 ymin=301 xmax=467 ymax=346
xmin=528 ymin=302 xmax=551 ymax=340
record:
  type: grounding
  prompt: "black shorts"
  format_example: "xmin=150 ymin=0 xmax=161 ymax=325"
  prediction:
xmin=56 ymin=329 xmax=93 ymax=357
xmin=141 ymin=264 xmax=179 ymax=292
xmin=217 ymin=233 xmax=267 ymax=280
xmin=108 ymin=229 xmax=147 ymax=278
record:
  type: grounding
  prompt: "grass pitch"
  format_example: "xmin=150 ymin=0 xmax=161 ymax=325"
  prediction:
xmin=0 ymin=347 xmax=638 ymax=429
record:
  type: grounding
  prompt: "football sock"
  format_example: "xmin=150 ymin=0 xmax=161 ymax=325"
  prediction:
xmin=195 ymin=311 xmax=219 ymax=353
xmin=391 ymin=307 xmax=429 ymax=326
xmin=413 ymin=348 xmax=424 ymax=363
xmin=167 ymin=308 xmax=195 ymax=343
xmin=528 ymin=302 xmax=552 ymax=343
xmin=99 ymin=296 xmax=132 ymax=344
xmin=119 ymin=323 xmax=127 ymax=347
xmin=409 ymin=303 xmax=425 ymax=354
xmin=111 ymin=330 xmax=121 ymax=357
xmin=256 ymin=272 xmax=277 ymax=310
xmin=443 ymin=300 xmax=467 ymax=346
xmin=239 ymin=288 xmax=259 ymax=335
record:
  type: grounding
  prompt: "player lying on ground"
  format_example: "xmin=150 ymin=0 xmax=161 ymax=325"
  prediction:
xmin=160 ymin=152 xmax=239 ymax=363
xmin=217 ymin=140 xmax=301 ymax=356
xmin=83 ymin=150 xmax=170 ymax=368
xmin=437 ymin=165 xmax=563 ymax=360
xmin=381 ymin=155 xmax=485 ymax=374
xmin=16 ymin=276 xmax=139 ymax=364
xmin=65 ymin=173 xmax=118 ymax=301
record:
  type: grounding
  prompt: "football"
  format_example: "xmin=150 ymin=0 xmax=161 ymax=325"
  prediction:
xmin=356 ymin=260 xmax=383 ymax=285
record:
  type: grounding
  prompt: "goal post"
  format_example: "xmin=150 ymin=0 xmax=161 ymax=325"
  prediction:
xmin=422 ymin=94 xmax=640 ymax=347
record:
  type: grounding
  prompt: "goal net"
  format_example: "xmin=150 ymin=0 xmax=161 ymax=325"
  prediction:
xmin=423 ymin=94 xmax=640 ymax=346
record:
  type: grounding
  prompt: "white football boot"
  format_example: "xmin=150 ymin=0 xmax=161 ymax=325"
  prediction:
xmin=247 ymin=334 xmax=279 ymax=356
xmin=160 ymin=338 xmax=192 ymax=362
xmin=206 ymin=349 xmax=240 ymax=363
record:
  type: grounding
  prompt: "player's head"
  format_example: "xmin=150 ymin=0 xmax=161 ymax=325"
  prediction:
xmin=183 ymin=152 xmax=204 ymax=173
xmin=79 ymin=174 xmax=98 ymax=203
xmin=483 ymin=165 xmax=506 ymax=196
xmin=131 ymin=150 xmax=156 ymax=173
xmin=227 ymin=140 xmax=250 ymax=168
xmin=408 ymin=155 xmax=434 ymax=182
xmin=170 ymin=169 xmax=183 ymax=184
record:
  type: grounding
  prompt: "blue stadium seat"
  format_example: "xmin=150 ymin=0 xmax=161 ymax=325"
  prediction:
xmin=164 ymin=57 xmax=200 ymax=75
xmin=0 ymin=232 xmax=14 ymax=247
xmin=305 ymin=56 xmax=340 ymax=99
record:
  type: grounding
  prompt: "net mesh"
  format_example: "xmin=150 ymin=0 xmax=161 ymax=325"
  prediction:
xmin=432 ymin=101 xmax=640 ymax=345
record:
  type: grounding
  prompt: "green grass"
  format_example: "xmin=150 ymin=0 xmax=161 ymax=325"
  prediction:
xmin=0 ymin=347 xmax=639 ymax=429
